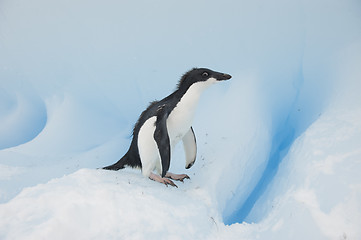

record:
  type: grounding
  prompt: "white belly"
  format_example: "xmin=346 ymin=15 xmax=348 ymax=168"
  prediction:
xmin=138 ymin=81 xmax=208 ymax=176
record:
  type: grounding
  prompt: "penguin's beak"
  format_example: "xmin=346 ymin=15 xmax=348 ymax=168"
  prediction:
xmin=222 ymin=73 xmax=232 ymax=80
xmin=217 ymin=73 xmax=232 ymax=81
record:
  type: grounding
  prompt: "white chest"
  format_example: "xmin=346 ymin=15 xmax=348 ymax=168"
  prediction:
xmin=166 ymin=82 xmax=205 ymax=145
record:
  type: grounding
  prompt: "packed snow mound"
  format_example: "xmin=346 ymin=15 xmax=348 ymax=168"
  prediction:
xmin=0 ymin=169 xmax=216 ymax=240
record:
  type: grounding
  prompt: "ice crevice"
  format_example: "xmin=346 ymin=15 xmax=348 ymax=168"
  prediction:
xmin=227 ymin=113 xmax=298 ymax=224
xmin=223 ymin=67 xmax=319 ymax=224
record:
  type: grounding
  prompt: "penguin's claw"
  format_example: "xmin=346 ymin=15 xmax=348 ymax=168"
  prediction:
xmin=149 ymin=173 xmax=178 ymax=188
xmin=163 ymin=178 xmax=178 ymax=188
xmin=165 ymin=172 xmax=190 ymax=182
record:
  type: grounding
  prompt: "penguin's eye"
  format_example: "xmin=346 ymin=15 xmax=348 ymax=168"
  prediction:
xmin=202 ymin=72 xmax=209 ymax=77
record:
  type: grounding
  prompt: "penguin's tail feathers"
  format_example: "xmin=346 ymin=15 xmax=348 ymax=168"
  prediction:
xmin=103 ymin=155 xmax=128 ymax=171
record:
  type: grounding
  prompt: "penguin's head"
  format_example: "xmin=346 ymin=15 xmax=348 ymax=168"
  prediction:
xmin=177 ymin=68 xmax=232 ymax=90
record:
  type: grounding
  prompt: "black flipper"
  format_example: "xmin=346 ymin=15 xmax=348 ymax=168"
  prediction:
xmin=153 ymin=106 xmax=171 ymax=178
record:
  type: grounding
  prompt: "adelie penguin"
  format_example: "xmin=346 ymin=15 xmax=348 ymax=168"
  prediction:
xmin=103 ymin=68 xmax=232 ymax=187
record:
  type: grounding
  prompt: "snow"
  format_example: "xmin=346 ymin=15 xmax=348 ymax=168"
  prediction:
xmin=1 ymin=0 xmax=361 ymax=239
xmin=0 ymin=169 xmax=215 ymax=239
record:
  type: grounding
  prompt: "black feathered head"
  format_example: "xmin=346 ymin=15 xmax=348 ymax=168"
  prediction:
xmin=177 ymin=68 xmax=231 ymax=90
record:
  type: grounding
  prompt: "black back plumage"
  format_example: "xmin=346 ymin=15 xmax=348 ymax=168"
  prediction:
xmin=103 ymin=69 xmax=191 ymax=170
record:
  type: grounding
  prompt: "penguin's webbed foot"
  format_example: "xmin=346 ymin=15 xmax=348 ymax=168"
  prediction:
xmin=165 ymin=172 xmax=190 ymax=182
xmin=149 ymin=173 xmax=178 ymax=188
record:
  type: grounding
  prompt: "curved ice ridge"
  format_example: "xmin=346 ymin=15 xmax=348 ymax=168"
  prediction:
xmin=0 ymin=92 xmax=47 ymax=150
